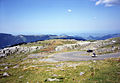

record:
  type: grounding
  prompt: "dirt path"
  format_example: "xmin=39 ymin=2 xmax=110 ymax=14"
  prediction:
xmin=49 ymin=51 xmax=120 ymax=61
xmin=29 ymin=51 xmax=120 ymax=62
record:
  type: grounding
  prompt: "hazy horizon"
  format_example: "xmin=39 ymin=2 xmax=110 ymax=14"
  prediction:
xmin=0 ymin=0 xmax=120 ymax=34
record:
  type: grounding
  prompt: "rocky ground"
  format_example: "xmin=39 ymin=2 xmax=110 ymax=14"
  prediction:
xmin=0 ymin=37 xmax=120 ymax=58
xmin=0 ymin=37 xmax=120 ymax=83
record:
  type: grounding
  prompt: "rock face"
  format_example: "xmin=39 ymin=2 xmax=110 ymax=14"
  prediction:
xmin=0 ymin=46 xmax=43 ymax=57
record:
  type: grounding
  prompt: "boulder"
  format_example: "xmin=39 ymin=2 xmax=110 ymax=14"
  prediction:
xmin=3 ymin=72 xmax=10 ymax=77
xmin=0 ymin=54 xmax=6 ymax=57
xmin=4 ymin=66 xmax=9 ymax=70
xmin=13 ymin=65 xmax=19 ymax=68
xmin=80 ymin=72 xmax=85 ymax=76
xmin=45 ymin=78 xmax=60 ymax=82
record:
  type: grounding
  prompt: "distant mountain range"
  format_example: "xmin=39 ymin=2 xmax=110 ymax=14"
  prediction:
xmin=86 ymin=33 xmax=120 ymax=40
xmin=0 ymin=33 xmax=120 ymax=49
xmin=0 ymin=33 xmax=85 ymax=49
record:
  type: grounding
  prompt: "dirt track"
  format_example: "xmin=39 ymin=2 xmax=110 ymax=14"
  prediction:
xmin=50 ymin=51 xmax=120 ymax=61
xmin=29 ymin=51 xmax=120 ymax=62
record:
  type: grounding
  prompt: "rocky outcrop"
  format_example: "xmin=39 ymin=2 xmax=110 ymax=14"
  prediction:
xmin=0 ymin=46 xmax=43 ymax=57
xmin=55 ymin=38 xmax=120 ymax=53
xmin=0 ymin=37 xmax=120 ymax=57
xmin=96 ymin=45 xmax=120 ymax=54
xmin=55 ymin=41 xmax=91 ymax=51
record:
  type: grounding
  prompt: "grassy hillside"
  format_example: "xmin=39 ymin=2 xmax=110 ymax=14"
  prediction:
xmin=0 ymin=53 xmax=120 ymax=83
xmin=0 ymin=38 xmax=120 ymax=83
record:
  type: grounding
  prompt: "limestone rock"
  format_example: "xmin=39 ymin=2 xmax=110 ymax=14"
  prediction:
xmin=46 ymin=78 xmax=60 ymax=81
xmin=4 ymin=66 xmax=9 ymax=70
xmin=3 ymin=72 xmax=10 ymax=77
xmin=0 ymin=46 xmax=43 ymax=58
xmin=80 ymin=72 xmax=85 ymax=76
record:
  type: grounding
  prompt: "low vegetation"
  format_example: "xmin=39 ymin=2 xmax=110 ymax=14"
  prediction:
xmin=21 ymin=39 xmax=77 ymax=47
xmin=0 ymin=53 xmax=120 ymax=83
xmin=0 ymin=38 xmax=120 ymax=83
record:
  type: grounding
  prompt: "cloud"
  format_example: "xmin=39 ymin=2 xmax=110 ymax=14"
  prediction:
xmin=68 ymin=9 xmax=72 ymax=13
xmin=95 ymin=0 xmax=120 ymax=7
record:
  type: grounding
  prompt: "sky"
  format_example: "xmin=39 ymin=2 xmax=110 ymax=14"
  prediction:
xmin=0 ymin=0 xmax=120 ymax=35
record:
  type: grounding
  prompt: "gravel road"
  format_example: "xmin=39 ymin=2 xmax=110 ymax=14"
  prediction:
xmin=49 ymin=51 xmax=120 ymax=61
xmin=29 ymin=51 xmax=120 ymax=62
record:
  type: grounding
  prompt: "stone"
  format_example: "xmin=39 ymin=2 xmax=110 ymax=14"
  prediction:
xmin=46 ymin=70 xmax=50 ymax=71
xmin=0 ymin=54 xmax=6 ymax=58
xmin=53 ymin=74 xmax=58 ymax=77
xmin=117 ymin=72 xmax=120 ymax=74
xmin=60 ymin=69 xmax=65 ymax=71
xmin=4 ymin=66 xmax=9 ymax=70
xmin=46 ymin=78 xmax=60 ymax=81
xmin=3 ymin=72 xmax=9 ymax=77
xmin=93 ymin=60 xmax=96 ymax=63
xmin=112 ymin=40 xmax=116 ymax=43
xmin=80 ymin=72 xmax=85 ymax=76
xmin=19 ymin=76 xmax=24 ymax=78
xmin=13 ymin=65 xmax=19 ymax=68
xmin=56 ymin=63 xmax=64 ymax=67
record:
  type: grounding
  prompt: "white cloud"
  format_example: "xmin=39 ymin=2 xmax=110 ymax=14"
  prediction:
xmin=95 ymin=0 xmax=120 ymax=7
xmin=68 ymin=9 xmax=72 ymax=13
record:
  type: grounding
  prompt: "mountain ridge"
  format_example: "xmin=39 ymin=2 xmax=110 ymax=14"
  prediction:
xmin=0 ymin=33 xmax=120 ymax=49
xmin=0 ymin=33 xmax=85 ymax=49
